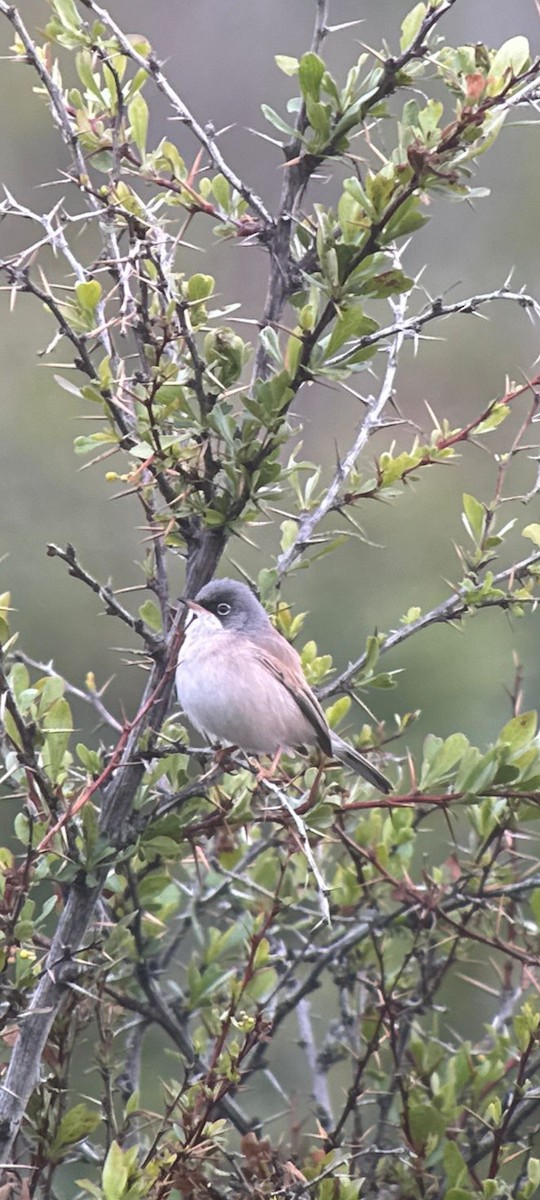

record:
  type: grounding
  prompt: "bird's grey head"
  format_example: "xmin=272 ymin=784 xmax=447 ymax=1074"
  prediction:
xmin=194 ymin=578 xmax=271 ymax=634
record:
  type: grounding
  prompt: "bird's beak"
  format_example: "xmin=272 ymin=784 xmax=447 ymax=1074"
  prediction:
xmin=179 ymin=598 xmax=207 ymax=615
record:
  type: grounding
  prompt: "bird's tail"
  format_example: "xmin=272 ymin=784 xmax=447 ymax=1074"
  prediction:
xmin=331 ymin=735 xmax=392 ymax=794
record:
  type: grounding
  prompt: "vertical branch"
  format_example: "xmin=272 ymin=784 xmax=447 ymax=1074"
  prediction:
xmin=297 ymin=997 xmax=334 ymax=1129
xmin=277 ymin=289 xmax=407 ymax=577
xmin=252 ymin=0 xmax=329 ymax=383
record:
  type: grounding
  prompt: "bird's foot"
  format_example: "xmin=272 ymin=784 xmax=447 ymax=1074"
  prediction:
xmin=253 ymin=746 xmax=284 ymax=783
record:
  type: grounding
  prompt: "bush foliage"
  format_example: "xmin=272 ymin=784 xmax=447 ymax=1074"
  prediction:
xmin=1 ymin=1 xmax=540 ymax=1197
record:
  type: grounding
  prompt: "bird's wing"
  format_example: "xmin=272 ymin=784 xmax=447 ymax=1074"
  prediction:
xmin=250 ymin=632 xmax=333 ymax=757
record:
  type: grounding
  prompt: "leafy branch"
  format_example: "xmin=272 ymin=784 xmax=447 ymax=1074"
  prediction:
xmin=1 ymin=1 xmax=540 ymax=1196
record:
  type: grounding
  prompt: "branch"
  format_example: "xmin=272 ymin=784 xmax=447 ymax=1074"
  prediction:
xmin=0 ymin=2 xmax=95 ymax=185
xmin=0 ymin=662 xmax=60 ymax=817
xmin=468 ymin=1091 xmax=540 ymax=1172
xmin=77 ymin=0 xmax=273 ymax=229
xmin=252 ymin=0 xmax=330 ymax=384
xmin=296 ymin=997 xmax=334 ymax=1129
xmin=325 ymin=285 xmax=540 ymax=370
xmin=320 ymin=550 xmax=540 ymax=698
xmin=13 ymin=651 xmax=122 ymax=733
xmin=0 ymin=615 xmax=183 ymax=1160
xmin=253 ymin=0 xmax=462 ymax=385
xmin=0 ymin=3 xmax=126 ymax=364
xmin=46 ymin=543 xmax=165 ymax=657
xmin=277 ymin=287 xmax=407 ymax=577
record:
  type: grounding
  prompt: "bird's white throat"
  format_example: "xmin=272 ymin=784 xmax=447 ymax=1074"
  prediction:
xmin=181 ymin=608 xmax=224 ymax=653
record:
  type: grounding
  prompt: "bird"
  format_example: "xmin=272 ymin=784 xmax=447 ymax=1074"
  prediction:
xmin=175 ymin=578 xmax=392 ymax=793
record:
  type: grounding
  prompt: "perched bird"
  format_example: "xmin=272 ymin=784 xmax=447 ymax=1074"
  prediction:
xmin=176 ymin=578 xmax=392 ymax=793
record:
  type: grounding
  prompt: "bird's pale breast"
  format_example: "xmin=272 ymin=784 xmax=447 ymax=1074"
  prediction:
xmin=176 ymin=625 xmax=315 ymax=754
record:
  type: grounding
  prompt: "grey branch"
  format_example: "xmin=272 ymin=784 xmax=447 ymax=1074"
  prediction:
xmin=12 ymin=651 xmax=122 ymax=734
xmin=296 ymin=998 xmax=334 ymax=1129
xmin=277 ymin=282 xmax=540 ymax=579
xmin=0 ymin=626 xmax=180 ymax=1161
xmin=77 ymin=0 xmax=273 ymax=229
xmin=0 ymin=2 xmax=124 ymax=361
xmin=252 ymin=0 xmax=329 ymax=385
xmin=46 ymin=543 xmax=165 ymax=656
xmin=277 ymin=288 xmax=408 ymax=578
xmin=325 ymin=285 xmax=540 ymax=369
xmin=320 ymin=549 xmax=540 ymax=698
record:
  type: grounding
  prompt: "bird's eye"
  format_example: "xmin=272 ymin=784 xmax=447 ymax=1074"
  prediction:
xmin=217 ymin=602 xmax=231 ymax=617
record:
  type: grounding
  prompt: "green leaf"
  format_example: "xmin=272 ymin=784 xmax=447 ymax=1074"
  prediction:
xmin=52 ymin=0 xmax=82 ymax=31
xmin=128 ymin=91 xmax=149 ymax=158
xmin=261 ymin=104 xmax=297 ymax=138
xmin=513 ymin=1001 xmax=540 ymax=1051
xmin=527 ymin=1159 xmax=540 ymax=1191
xmin=337 ymin=191 xmax=366 ymax=244
xmin=363 ymin=635 xmax=381 ymax=675
xmin=443 ymin=1139 xmax=468 ymax=1188
xmin=489 ymin=36 xmax=530 ymax=89
xmin=475 ymin=401 xmax=509 ymax=434
xmin=382 ymin=195 xmax=429 ymax=241
xmin=523 ymin=523 xmax=540 ymax=548
xmin=76 ymin=743 xmax=102 ymax=775
xmin=366 ymin=165 xmax=398 ymax=216
xmin=50 ymin=1103 xmax=100 ymax=1159
xmin=102 ymin=1140 xmax=129 ymax=1200
xmin=485 ymin=1095 xmax=502 ymax=1125
xmin=73 ymin=431 xmax=118 ymax=455
xmin=280 ymin=519 xmax=298 ymax=552
xmin=305 ymin=98 xmax=331 ymax=139
xmin=9 ymin=662 xmax=30 ymax=703
xmin=285 ymin=331 xmax=303 ymax=377
xmin=54 ymin=373 xmax=82 ymax=398
xmin=42 ymin=697 xmax=73 ymax=783
xmin=125 ymin=1089 xmax=139 ymax=1116
xmin=298 ymin=52 xmax=325 ymax=101
xmin=455 ymin=746 xmax=500 ymax=794
xmin=400 ymin=3 xmax=427 ymax=52
xmin=275 ymin=54 xmax=298 ymax=77
xmin=39 ymin=676 xmax=65 ymax=710
xmin=498 ymin=711 xmax=537 ymax=752
xmin=75 ymin=50 xmax=103 ymax=99
xmin=401 ymin=606 xmax=422 ymax=624
xmin=75 ymin=279 xmax=102 ymax=313
xmin=351 ymin=267 xmax=413 ymax=299
xmin=138 ymin=599 xmax=163 ymax=632
xmin=324 ymin=696 xmax=352 ymax=729
xmin=409 ymin=1102 xmax=446 ymax=1147
xmin=76 ymin=1181 xmax=103 ymax=1199
xmin=462 ymin=493 xmax=485 ymax=543
xmin=420 ymin=731 xmax=470 ymax=788
xmin=326 ymin=308 xmax=378 ymax=358
xmin=244 ymin=965 xmax=278 ymax=1001
xmin=212 ymin=174 xmax=231 ymax=211
xmin=187 ymin=273 xmax=215 ymax=302
xmin=14 ymin=812 xmax=31 ymax=845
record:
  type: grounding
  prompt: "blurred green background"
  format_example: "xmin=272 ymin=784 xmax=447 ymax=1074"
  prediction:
xmin=1 ymin=0 xmax=539 ymax=754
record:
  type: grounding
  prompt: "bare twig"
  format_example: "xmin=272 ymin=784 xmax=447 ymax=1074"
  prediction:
xmin=77 ymin=0 xmax=273 ymax=229
xmin=13 ymin=651 xmax=122 ymax=733
xmin=46 ymin=543 xmax=165 ymax=656
xmin=325 ymin=285 xmax=540 ymax=370
xmin=277 ymin=288 xmax=407 ymax=577
xmin=320 ymin=550 xmax=540 ymax=698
